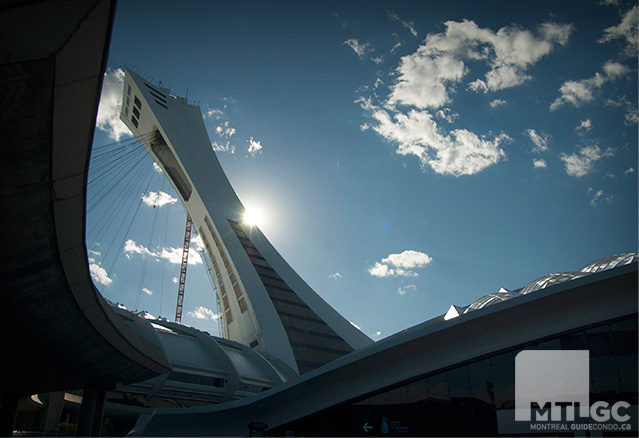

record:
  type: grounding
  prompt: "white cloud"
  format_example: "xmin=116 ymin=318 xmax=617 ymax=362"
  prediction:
xmin=157 ymin=246 xmax=203 ymax=265
xmin=624 ymin=106 xmax=638 ymax=125
xmin=588 ymin=188 xmax=614 ymax=207
xmin=550 ymin=73 xmax=606 ymax=110
xmin=152 ymin=162 xmax=163 ymax=173
xmin=387 ymin=11 xmax=418 ymax=38
xmin=205 ymin=107 xmax=223 ymax=120
xmin=124 ymin=239 xmax=155 ymax=257
xmin=598 ymin=5 xmax=638 ymax=57
xmin=362 ymin=103 xmax=509 ymax=176
xmin=191 ymin=234 xmax=205 ymax=253
xmin=368 ymin=262 xmax=393 ymax=278
xmin=368 ymin=250 xmax=432 ymax=278
xmin=215 ymin=121 xmax=236 ymax=138
xmin=560 ymin=145 xmax=614 ymax=177
xmin=142 ymin=287 xmax=153 ymax=296
xmin=397 ymin=284 xmax=417 ymax=295
xmin=489 ymin=98 xmax=506 ymax=108
xmin=172 ymin=277 xmax=178 ymax=284
xmin=248 ymin=137 xmax=263 ymax=156
xmin=606 ymin=95 xmax=639 ymax=125
xmin=187 ymin=306 xmax=221 ymax=320
xmin=212 ymin=141 xmax=236 ymax=154
xmin=550 ymin=61 xmax=631 ymax=110
xmin=359 ymin=18 xmax=568 ymax=176
xmin=344 ymin=38 xmax=373 ymax=58
xmin=624 ymin=167 xmax=636 ymax=175
xmin=524 ymin=129 xmax=550 ymax=153
xmin=387 ymin=49 xmax=465 ymax=109
xmin=576 ymin=119 xmax=593 ymax=132
xmin=398 ymin=19 xmax=572 ymax=100
xmin=96 ymin=68 xmax=131 ymax=141
xmin=382 ymin=251 xmax=432 ymax=268
xmin=436 ymin=108 xmax=459 ymax=123
xmin=141 ymin=191 xmax=178 ymax=207
xmin=90 ymin=263 xmax=112 ymax=286
xmin=124 ymin=239 xmax=203 ymax=265
xmin=533 ymin=158 xmax=547 ymax=168
xmin=602 ymin=61 xmax=631 ymax=78
xmin=329 ymin=272 xmax=343 ymax=279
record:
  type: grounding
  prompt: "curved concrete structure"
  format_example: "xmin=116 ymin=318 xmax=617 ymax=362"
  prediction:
xmin=107 ymin=304 xmax=298 ymax=411
xmin=0 ymin=0 xmax=170 ymax=401
xmin=130 ymin=260 xmax=637 ymax=436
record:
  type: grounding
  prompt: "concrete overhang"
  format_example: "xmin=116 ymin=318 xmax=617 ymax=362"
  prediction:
xmin=0 ymin=0 xmax=170 ymax=397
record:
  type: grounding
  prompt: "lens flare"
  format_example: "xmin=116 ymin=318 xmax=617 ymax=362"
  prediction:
xmin=243 ymin=206 xmax=264 ymax=228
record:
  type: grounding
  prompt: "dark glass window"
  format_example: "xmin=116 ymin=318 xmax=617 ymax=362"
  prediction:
xmin=225 ymin=308 xmax=233 ymax=324
xmin=427 ymin=372 xmax=450 ymax=436
xmin=535 ymin=338 xmax=561 ymax=350
xmin=238 ymin=297 xmax=248 ymax=313
xmin=469 ymin=359 xmax=497 ymax=435
xmin=406 ymin=378 xmax=428 ymax=403
xmin=448 ymin=366 xmax=472 ymax=436
xmin=387 ymin=386 xmax=408 ymax=405
xmin=611 ymin=319 xmax=638 ymax=356
xmin=560 ymin=330 xmax=587 ymax=350
xmin=585 ymin=325 xmax=621 ymax=403
xmin=127 ymin=84 xmax=131 ymax=96
xmin=131 ymin=116 xmax=139 ymax=128
xmin=616 ymin=354 xmax=638 ymax=404
xmin=233 ymin=282 xmax=242 ymax=299
xmin=586 ymin=325 xmax=615 ymax=357
xmin=491 ymin=352 xmax=515 ymax=409
xmin=612 ymin=318 xmax=638 ymax=403
xmin=134 ymin=96 xmax=142 ymax=109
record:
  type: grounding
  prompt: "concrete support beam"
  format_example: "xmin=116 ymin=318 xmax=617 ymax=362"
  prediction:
xmin=41 ymin=392 xmax=65 ymax=436
xmin=77 ymin=386 xmax=107 ymax=437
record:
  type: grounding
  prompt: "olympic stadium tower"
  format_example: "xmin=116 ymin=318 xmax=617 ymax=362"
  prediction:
xmin=119 ymin=69 xmax=372 ymax=375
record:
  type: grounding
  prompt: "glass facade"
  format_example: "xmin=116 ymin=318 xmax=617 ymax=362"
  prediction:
xmin=228 ymin=220 xmax=354 ymax=374
xmin=270 ymin=315 xmax=637 ymax=436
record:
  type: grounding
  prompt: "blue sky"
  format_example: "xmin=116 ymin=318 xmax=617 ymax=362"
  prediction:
xmin=88 ymin=0 xmax=638 ymax=340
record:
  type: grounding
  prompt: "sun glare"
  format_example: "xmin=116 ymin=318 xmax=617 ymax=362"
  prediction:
xmin=243 ymin=205 xmax=265 ymax=228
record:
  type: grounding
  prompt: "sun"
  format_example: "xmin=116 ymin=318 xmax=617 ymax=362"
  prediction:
xmin=243 ymin=205 xmax=265 ymax=228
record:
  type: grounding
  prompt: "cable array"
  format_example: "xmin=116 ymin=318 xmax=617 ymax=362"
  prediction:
xmin=86 ymin=132 xmax=172 ymax=312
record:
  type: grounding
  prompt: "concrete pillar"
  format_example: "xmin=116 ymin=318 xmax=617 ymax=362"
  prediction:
xmin=77 ymin=386 xmax=106 ymax=437
xmin=0 ymin=394 xmax=19 ymax=437
xmin=41 ymin=391 xmax=65 ymax=436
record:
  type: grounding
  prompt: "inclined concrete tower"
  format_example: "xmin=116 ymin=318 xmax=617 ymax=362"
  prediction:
xmin=120 ymin=69 xmax=372 ymax=374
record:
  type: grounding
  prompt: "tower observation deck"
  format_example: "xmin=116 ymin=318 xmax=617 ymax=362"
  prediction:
xmin=120 ymin=69 xmax=372 ymax=374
